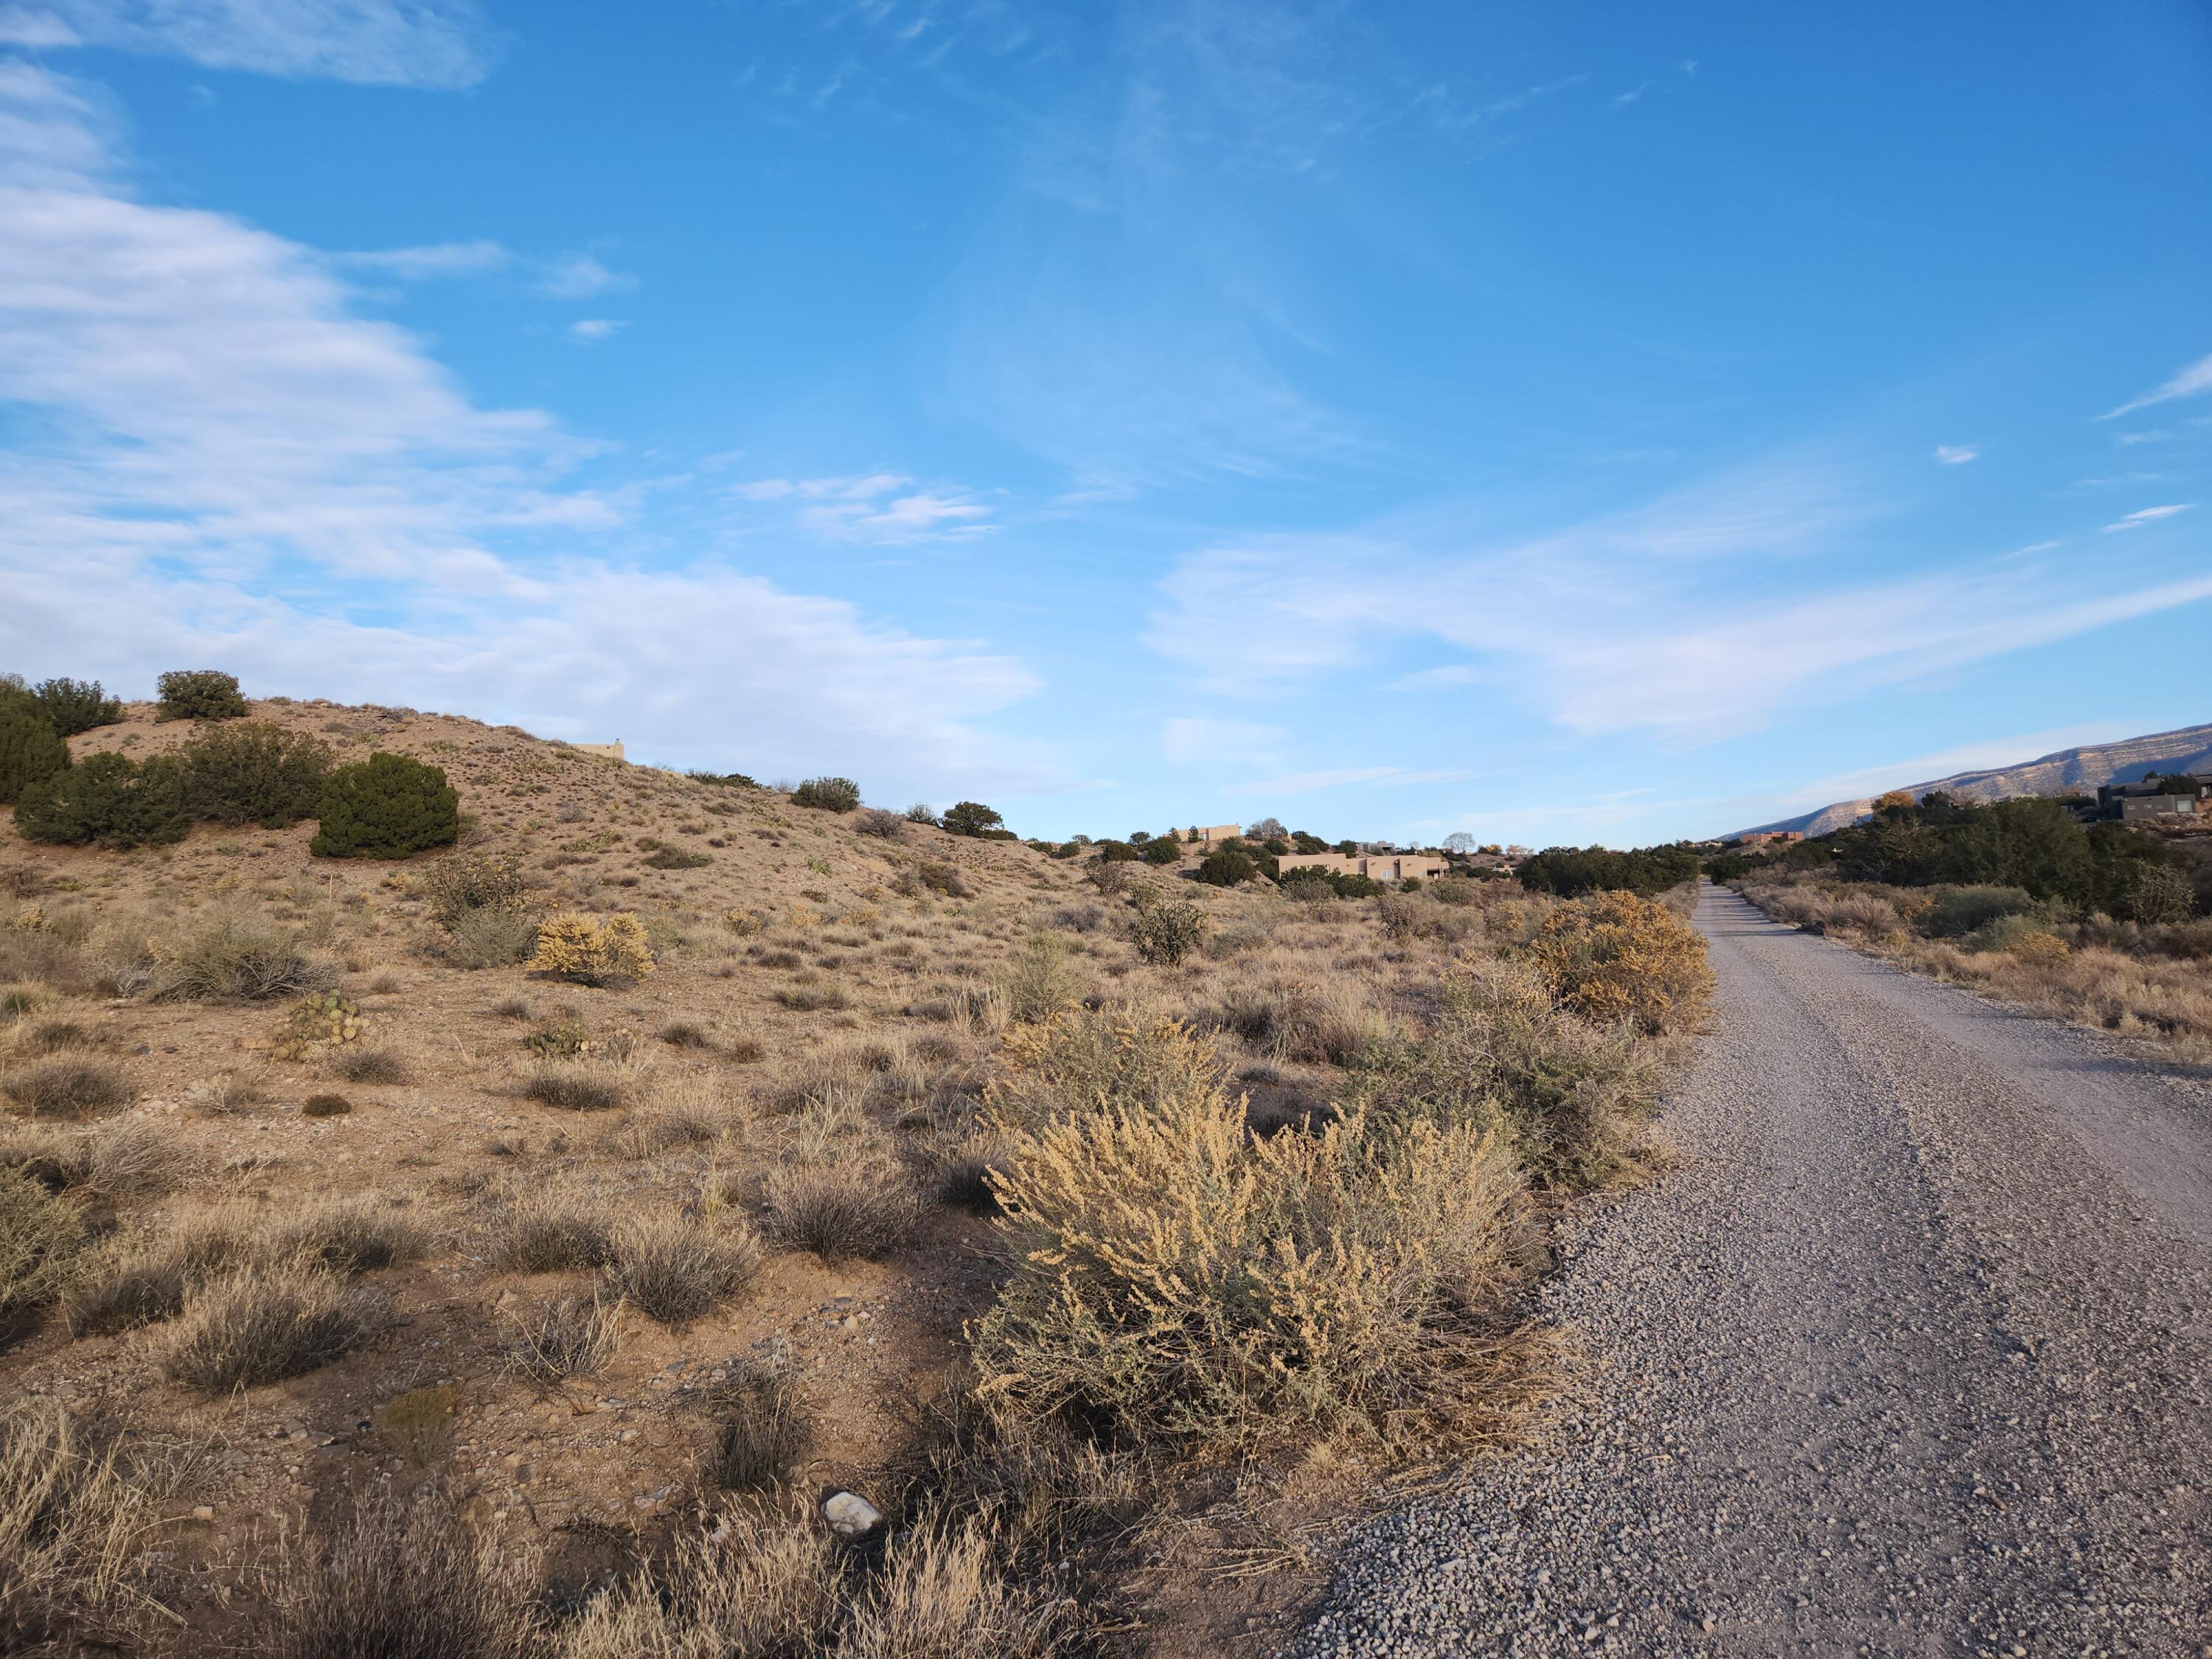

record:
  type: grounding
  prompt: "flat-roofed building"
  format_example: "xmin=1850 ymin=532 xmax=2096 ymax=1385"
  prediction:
xmin=1279 ymin=851 xmax=1448 ymax=883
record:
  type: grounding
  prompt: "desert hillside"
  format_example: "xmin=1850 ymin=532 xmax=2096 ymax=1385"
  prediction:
xmin=1 ymin=689 xmax=1709 ymax=1657
xmin=1733 ymin=720 xmax=2212 ymax=839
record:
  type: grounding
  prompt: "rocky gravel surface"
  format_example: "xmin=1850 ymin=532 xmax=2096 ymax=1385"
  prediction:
xmin=1293 ymin=885 xmax=2212 ymax=1658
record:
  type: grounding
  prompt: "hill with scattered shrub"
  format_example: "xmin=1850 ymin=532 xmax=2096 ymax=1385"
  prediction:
xmin=0 ymin=683 xmax=1711 ymax=1658
xmin=1730 ymin=720 xmax=2212 ymax=840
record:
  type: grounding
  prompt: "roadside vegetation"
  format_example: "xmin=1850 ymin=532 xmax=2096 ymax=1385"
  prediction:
xmin=0 ymin=672 xmax=1713 ymax=1655
xmin=1718 ymin=788 xmax=2212 ymax=1050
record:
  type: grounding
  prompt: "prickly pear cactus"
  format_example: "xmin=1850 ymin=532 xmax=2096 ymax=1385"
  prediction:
xmin=270 ymin=991 xmax=365 ymax=1060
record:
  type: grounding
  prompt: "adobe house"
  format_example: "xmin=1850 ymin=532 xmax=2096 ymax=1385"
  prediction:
xmin=1733 ymin=830 xmax=1804 ymax=849
xmin=574 ymin=741 xmax=626 ymax=762
xmin=1280 ymin=851 xmax=1448 ymax=883
xmin=1189 ymin=824 xmax=1242 ymax=845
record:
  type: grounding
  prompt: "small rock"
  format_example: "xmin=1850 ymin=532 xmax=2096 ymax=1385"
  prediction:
xmin=192 ymin=1506 xmax=215 ymax=1522
xmin=823 ymin=1491 xmax=883 ymax=1539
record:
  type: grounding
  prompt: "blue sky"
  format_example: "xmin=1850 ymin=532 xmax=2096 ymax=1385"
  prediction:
xmin=1 ymin=1 xmax=2208 ymax=846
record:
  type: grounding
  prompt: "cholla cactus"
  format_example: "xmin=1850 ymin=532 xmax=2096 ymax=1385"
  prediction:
xmin=270 ymin=992 xmax=365 ymax=1060
xmin=526 ymin=912 xmax=655 ymax=987
xmin=4 ymin=905 xmax=44 ymax=933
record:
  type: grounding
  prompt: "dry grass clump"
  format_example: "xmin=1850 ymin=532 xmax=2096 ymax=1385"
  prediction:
xmin=1206 ymin=970 xmax=1391 ymax=1066
xmin=0 ymin=1403 xmax=184 ymax=1656
xmin=9 ymin=1017 xmax=116 ymax=1056
xmin=761 ymin=1159 xmax=924 ymax=1264
xmin=271 ymin=1193 xmax=425 ymax=1274
xmin=974 ymin=1023 xmax=1529 ymax=1455
xmin=2 ymin=1055 xmax=131 ymax=1119
xmin=62 ymin=1241 xmax=192 ymax=1337
xmin=0 ymin=1118 xmax=186 ymax=1197
xmin=608 ymin=1107 xmax=722 ymax=1159
xmin=0 ymin=1166 xmax=84 ymax=1316
xmin=554 ymin=1498 xmax=840 ymax=1659
xmin=504 ymin=1291 xmax=622 ymax=1383
xmin=161 ymin=1262 xmax=378 ymax=1392
xmin=1525 ymin=889 xmax=1714 ymax=1036
xmin=700 ymin=1366 xmax=814 ymax=1493
xmin=998 ymin=933 xmax=1085 ymax=1025
xmin=148 ymin=911 xmax=333 ymax=1002
xmin=922 ymin=1129 xmax=1006 ymax=1214
xmin=433 ymin=901 xmax=543 ymax=968
xmin=602 ymin=1211 xmax=760 ymax=1326
xmin=329 ymin=1046 xmax=409 ymax=1085
xmin=487 ymin=1186 xmax=618 ymax=1273
xmin=522 ymin=1064 xmax=626 ymax=1112
xmin=264 ymin=1497 xmax=538 ymax=1659
xmin=841 ymin=1516 xmax=1079 ymax=1659
xmin=774 ymin=983 xmax=852 ymax=1012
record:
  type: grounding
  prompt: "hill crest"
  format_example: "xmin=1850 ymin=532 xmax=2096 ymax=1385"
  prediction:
xmin=1733 ymin=721 xmax=2212 ymax=840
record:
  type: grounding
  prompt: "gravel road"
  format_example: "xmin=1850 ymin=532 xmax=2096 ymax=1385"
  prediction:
xmin=1293 ymin=883 xmax=2212 ymax=1658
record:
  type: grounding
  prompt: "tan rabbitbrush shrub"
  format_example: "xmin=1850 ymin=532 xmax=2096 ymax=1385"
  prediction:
xmin=1525 ymin=889 xmax=1714 ymax=1037
xmin=984 ymin=1009 xmax=1231 ymax=1135
xmin=527 ymin=912 xmax=655 ymax=987
xmin=1352 ymin=959 xmax=1663 ymax=1192
xmin=974 ymin=1045 xmax=1527 ymax=1455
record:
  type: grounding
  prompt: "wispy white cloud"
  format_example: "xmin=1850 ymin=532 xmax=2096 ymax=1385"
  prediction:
xmin=535 ymin=252 xmax=634 ymax=301
xmin=2103 ymin=503 xmax=2193 ymax=532
xmin=1148 ymin=456 xmax=2212 ymax=742
xmin=332 ymin=242 xmax=638 ymax=302
xmin=568 ymin=317 xmax=626 ymax=342
xmin=0 ymin=61 xmax=1053 ymax=797
xmin=333 ymin=240 xmax=509 ymax=279
xmin=2102 ymin=349 xmax=2212 ymax=420
xmin=1933 ymin=443 xmax=1978 ymax=465
xmin=3 ymin=0 xmax=497 ymax=88
xmin=730 ymin=472 xmax=996 ymax=544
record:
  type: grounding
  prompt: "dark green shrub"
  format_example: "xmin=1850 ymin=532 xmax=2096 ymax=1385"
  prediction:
xmin=1517 ymin=844 xmax=1701 ymax=898
xmin=1194 ymin=847 xmax=1258 ymax=888
xmin=790 ymin=776 xmax=860 ymax=813
xmin=16 ymin=754 xmax=189 ymax=849
xmin=1141 ymin=838 xmax=1183 ymax=866
xmin=310 ymin=754 xmax=459 ymax=859
xmin=155 ymin=669 xmax=248 ymax=722
xmin=941 ymin=800 xmax=1004 ymax=838
xmin=903 ymin=802 xmax=939 ymax=825
xmin=0 ymin=712 xmax=69 ymax=806
xmin=32 ymin=678 xmax=122 ymax=737
xmin=1093 ymin=840 xmax=1140 ymax=863
xmin=1129 ymin=893 xmax=1208 ymax=964
xmin=181 ymin=721 xmax=333 ymax=828
xmin=685 ymin=769 xmax=759 ymax=788
xmin=1917 ymin=885 xmax=2037 ymax=938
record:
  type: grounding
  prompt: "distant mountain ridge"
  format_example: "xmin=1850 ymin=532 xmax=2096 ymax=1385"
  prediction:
xmin=1733 ymin=722 xmax=2212 ymax=841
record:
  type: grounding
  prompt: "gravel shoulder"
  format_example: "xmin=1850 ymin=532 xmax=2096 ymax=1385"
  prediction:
xmin=1292 ymin=883 xmax=2212 ymax=1658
